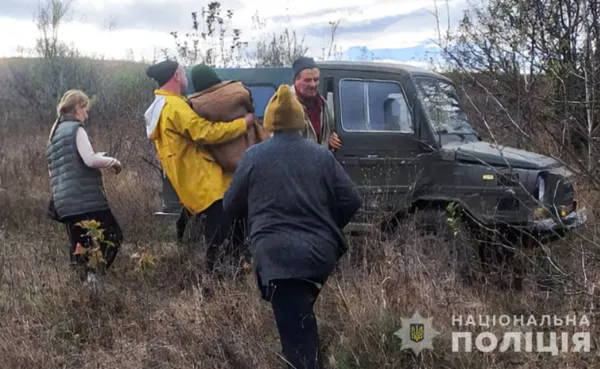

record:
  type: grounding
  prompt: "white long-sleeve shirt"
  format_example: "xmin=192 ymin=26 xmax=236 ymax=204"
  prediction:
xmin=75 ymin=127 xmax=120 ymax=169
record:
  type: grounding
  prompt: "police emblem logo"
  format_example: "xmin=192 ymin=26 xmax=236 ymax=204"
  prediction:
xmin=394 ymin=312 xmax=440 ymax=356
xmin=410 ymin=323 xmax=424 ymax=343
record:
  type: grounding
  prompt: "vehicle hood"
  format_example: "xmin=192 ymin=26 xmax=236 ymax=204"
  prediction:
xmin=441 ymin=141 xmax=560 ymax=169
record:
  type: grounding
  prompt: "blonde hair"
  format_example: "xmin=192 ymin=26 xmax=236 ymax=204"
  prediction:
xmin=48 ymin=89 xmax=90 ymax=143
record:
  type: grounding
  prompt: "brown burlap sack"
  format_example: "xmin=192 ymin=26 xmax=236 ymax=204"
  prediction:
xmin=187 ymin=81 xmax=269 ymax=172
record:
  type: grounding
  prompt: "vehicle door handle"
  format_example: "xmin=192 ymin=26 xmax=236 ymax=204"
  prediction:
xmin=359 ymin=156 xmax=380 ymax=166
xmin=340 ymin=155 xmax=358 ymax=165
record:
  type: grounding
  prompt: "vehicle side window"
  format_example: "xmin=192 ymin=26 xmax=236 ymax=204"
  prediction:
xmin=339 ymin=79 xmax=413 ymax=133
xmin=246 ymin=85 xmax=276 ymax=119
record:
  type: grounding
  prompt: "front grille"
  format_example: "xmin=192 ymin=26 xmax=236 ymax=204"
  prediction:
xmin=551 ymin=177 xmax=575 ymax=206
xmin=562 ymin=180 xmax=574 ymax=200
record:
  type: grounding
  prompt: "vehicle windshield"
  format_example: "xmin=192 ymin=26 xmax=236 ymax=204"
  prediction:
xmin=413 ymin=76 xmax=477 ymax=136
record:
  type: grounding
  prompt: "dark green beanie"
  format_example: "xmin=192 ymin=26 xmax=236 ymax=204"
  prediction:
xmin=191 ymin=64 xmax=222 ymax=93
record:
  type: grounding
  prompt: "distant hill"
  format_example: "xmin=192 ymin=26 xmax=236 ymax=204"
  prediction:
xmin=0 ymin=57 xmax=151 ymax=78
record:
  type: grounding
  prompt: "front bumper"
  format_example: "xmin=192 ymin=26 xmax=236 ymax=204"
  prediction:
xmin=532 ymin=207 xmax=588 ymax=232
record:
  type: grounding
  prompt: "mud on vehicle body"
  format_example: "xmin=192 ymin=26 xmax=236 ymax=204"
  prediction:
xmin=155 ymin=61 xmax=587 ymax=244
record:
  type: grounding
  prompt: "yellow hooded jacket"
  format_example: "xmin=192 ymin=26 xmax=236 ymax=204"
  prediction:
xmin=144 ymin=89 xmax=247 ymax=215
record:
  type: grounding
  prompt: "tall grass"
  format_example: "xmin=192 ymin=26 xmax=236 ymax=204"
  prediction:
xmin=1 ymin=57 xmax=599 ymax=368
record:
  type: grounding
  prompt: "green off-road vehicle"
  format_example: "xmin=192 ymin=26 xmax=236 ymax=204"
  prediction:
xmin=155 ymin=61 xmax=587 ymax=247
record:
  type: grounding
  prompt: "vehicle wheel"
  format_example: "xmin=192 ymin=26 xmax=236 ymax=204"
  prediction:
xmin=412 ymin=208 xmax=482 ymax=284
xmin=475 ymin=227 xmax=527 ymax=291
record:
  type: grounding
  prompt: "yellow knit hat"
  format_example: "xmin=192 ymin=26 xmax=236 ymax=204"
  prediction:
xmin=263 ymin=84 xmax=306 ymax=133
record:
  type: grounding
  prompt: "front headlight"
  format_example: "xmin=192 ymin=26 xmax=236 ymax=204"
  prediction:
xmin=550 ymin=166 xmax=573 ymax=178
xmin=535 ymin=175 xmax=546 ymax=202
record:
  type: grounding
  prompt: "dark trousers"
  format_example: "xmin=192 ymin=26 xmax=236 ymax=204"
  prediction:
xmin=266 ymin=279 xmax=323 ymax=369
xmin=176 ymin=207 xmax=191 ymax=242
xmin=63 ymin=209 xmax=123 ymax=278
xmin=199 ymin=200 xmax=248 ymax=272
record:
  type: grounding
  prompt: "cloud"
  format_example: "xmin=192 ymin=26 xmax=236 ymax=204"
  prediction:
xmin=250 ymin=0 xmax=374 ymax=19
xmin=268 ymin=5 xmax=364 ymax=24
xmin=0 ymin=16 xmax=38 ymax=56
xmin=262 ymin=0 xmax=444 ymax=24
xmin=267 ymin=0 xmax=467 ymax=29
xmin=345 ymin=44 xmax=439 ymax=62
xmin=0 ymin=15 xmax=174 ymax=60
xmin=304 ymin=13 xmax=415 ymax=37
xmin=0 ymin=0 xmax=251 ymax=59
xmin=295 ymin=0 xmax=468 ymax=48
xmin=0 ymin=0 xmax=469 ymax=63
xmin=1 ymin=0 xmax=246 ymax=33
xmin=0 ymin=0 xmax=40 ymax=19
xmin=88 ymin=0 xmax=249 ymax=33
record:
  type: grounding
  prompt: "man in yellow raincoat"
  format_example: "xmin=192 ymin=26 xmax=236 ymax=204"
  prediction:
xmin=144 ymin=59 xmax=256 ymax=273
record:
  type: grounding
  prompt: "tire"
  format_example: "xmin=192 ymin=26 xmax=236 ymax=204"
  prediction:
xmin=413 ymin=208 xmax=481 ymax=283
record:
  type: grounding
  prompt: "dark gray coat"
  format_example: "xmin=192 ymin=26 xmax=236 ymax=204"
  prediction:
xmin=223 ymin=131 xmax=362 ymax=287
xmin=46 ymin=120 xmax=110 ymax=220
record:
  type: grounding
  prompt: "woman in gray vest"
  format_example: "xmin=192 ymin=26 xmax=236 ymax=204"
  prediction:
xmin=46 ymin=89 xmax=123 ymax=290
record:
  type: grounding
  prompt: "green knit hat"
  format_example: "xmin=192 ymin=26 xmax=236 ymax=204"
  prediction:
xmin=191 ymin=64 xmax=222 ymax=93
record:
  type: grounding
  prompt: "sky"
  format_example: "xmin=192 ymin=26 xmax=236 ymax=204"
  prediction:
xmin=0 ymin=0 xmax=469 ymax=68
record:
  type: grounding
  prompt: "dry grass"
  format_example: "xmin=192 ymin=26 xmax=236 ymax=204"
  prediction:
xmin=2 ymin=58 xmax=600 ymax=368
xmin=2 ymin=216 xmax=600 ymax=368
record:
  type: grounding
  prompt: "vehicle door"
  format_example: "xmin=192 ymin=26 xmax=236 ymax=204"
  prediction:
xmin=320 ymin=69 xmax=420 ymax=220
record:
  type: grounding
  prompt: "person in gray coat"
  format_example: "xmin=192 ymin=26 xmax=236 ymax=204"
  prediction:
xmin=223 ymin=85 xmax=362 ymax=369
xmin=46 ymin=89 xmax=123 ymax=291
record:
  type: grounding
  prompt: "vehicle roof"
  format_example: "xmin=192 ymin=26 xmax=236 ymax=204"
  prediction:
xmin=185 ymin=67 xmax=292 ymax=95
xmin=184 ymin=60 xmax=452 ymax=94
xmin=314 ymin=60 xmax=452 ymax=82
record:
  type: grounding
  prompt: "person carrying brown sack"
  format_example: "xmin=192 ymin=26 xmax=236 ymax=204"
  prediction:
xmin=144 ymin=59 xmax=255 ymax=276
xmin=181 ymin=64 xmax=267 ymax=272
xmin=186 ymin=64 xmax=269 ymax=173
